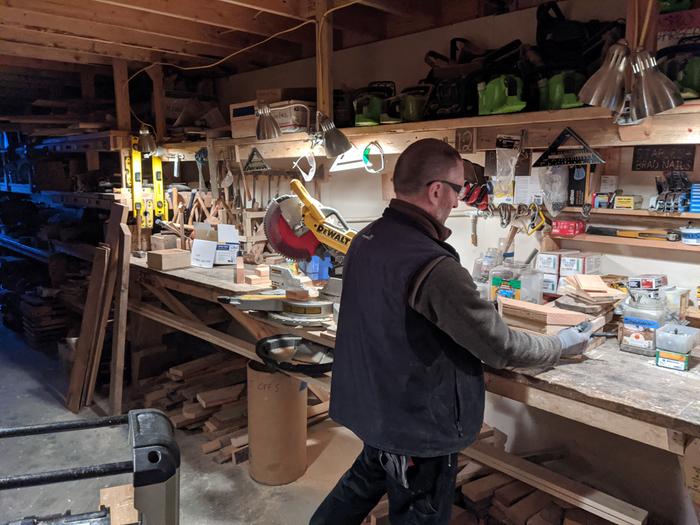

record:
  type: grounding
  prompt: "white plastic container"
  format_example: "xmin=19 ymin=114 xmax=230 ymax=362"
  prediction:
xmin=656 ymin=324 xmax=700 ymax=354
xmin=680 ymin=226 xmax=700 ymax=245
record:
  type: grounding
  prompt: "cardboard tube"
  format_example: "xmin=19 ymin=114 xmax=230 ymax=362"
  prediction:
xmin=247 ymin=362 xmax=307 ymax=485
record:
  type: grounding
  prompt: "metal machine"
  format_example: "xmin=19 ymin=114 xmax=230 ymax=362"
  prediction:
xmin=263 ymin=179 xmax=356 ymax=261
xmin=0 ymin=410 xmax=180 ymax=525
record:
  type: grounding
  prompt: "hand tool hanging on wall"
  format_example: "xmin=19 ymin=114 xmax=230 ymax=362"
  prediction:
xmin=194 ymin=148 xmax=208 ymax=191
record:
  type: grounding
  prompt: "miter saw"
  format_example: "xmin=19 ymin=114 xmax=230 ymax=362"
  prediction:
xmin=264 ymin=179 xmax=356 ymax=262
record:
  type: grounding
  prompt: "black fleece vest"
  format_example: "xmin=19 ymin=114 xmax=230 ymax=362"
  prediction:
xmin=329 ymin=207 xmax=485 ymax=457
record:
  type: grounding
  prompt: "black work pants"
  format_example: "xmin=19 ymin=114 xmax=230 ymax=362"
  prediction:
xmin=309 ymin=444 xmax=458 ymax=525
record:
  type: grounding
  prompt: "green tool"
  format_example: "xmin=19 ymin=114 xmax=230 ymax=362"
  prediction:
xmin=539 ymin=71 xmax=585 ymax=110
xmin=478 ymin=75 xmax=526 ymax=115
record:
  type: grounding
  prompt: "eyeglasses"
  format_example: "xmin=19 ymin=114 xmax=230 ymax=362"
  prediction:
xmin=426 ymin=179 xmax=468 ymax=200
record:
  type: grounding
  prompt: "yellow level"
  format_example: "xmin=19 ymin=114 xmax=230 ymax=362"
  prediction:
xmin=130 ymin=136 xmax=148 ymax=227
xmin=151 ymin=155 xmax=168 ymax=221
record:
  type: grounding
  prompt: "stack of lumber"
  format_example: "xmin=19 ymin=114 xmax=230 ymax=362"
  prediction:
xmin=559 ymin=275 xmax=626 ymax=308
xmin=20 ymin=294 xmax=68 ymax=351
xmin=136 ymin=352 xmax=330 ymax=466
xmin=65 ymin=203 xmax=129 ymax=413
xmin=498 ymin=297 xmax=588 ymax=336
xmin=365 ymin=436 xmax=648 ymax=525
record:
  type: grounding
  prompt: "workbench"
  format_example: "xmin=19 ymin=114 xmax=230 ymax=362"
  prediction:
xmin=124 ymin=261 xmax=700 ymax=515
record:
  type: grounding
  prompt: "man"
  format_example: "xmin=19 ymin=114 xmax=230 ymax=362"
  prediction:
xmin=310 ymin=139 xmax=592 ymax=525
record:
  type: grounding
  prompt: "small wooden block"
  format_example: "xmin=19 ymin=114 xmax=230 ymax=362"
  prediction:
xmin=461 ymin=472 xmax=513 ymax=502
xmin=505 ymin=491 xmax=553 ymax=525
xmin=563 ymin=508 xmax=611 ymax=525
xmin=100 ymin=484 xmax=138 ymax=525
xmin=285 ymin=288 xmax=310 ymax=301
xmin=235 ymin=257 xmax=246 ymax=284
xmin=197 ymin=384 xmax=245 ymax=408
xmin=527 ymin=502 xmax=564 ymax=525
xmin=494 ymin=480 xmax=536 ymax=506
xmin=229 ymin=428 xmax=248 ymax=449
xmin=146 ymin=249 xmax=191 ymax=271
xmin=254 ymin=265 xmax=270 ymax=278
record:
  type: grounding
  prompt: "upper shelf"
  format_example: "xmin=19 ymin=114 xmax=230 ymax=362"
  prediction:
xmin=161 ymin=102 xmax=700 ymax=162
xmin=35 ymin=130 xmax=130 ymax=153
xmin=561 ymin=207 xmax=700 ymax=220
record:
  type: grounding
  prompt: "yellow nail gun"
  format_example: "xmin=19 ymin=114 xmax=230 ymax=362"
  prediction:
xmin=263 ymin=179 xmax=356 ymax=260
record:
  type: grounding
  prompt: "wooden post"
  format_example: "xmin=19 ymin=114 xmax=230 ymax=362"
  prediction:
xmin=112 ymin=59 xmax=130 ymax=132
xmin=206 ymin=136 xmax=220 ymax=200
xmin=109 ymin=224 xmax=131 ymax=415
xmin=147 ymin=65 xmax=166 ymax=143
xmin=315 ymin=0 xmax=333 ymax=118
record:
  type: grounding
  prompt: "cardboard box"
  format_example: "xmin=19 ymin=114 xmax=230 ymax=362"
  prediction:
xmin=656 ymin=349 xmax=690 ymax=371
xmin=560 ymin=253 xmax=602 ymax=276
xmin=628 ymin=274 xmax=668 ymax=291
xmin=229 ymin=99 xmax=316 ymax=138
xmin=542 ymin=273 xmax=559 ymax=294
xmin=614 ymin=195 xmax=643 ymax=209
xmin=535 ymin=250 xmax=579 ymax=273
xmin=147 ymin=249 xmax=191 ymax=271
xmin=215 ymin=224 xmax=240 ymax=265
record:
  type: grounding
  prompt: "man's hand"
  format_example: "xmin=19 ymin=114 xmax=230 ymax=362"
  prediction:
xmin=557 ymin=322 xmax=594 ymax=357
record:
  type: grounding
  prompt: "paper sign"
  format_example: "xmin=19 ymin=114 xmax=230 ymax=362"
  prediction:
xmin=215 ymin=224 xmax=240 ymax=265
xmin=190 ymin=239 xmax=218 ymax=268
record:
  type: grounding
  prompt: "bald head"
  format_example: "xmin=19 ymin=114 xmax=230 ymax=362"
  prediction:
xmin=393 ymin=138 xmax=462 ymax=196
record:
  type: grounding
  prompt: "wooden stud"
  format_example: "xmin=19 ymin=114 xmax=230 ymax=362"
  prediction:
xmin=112 ymin=59 xmax=130 ymax=132
xmin=147 ymin=65 xmax=166 ymax=143
xmin=141 ymin=280 xmax=199 ymax=322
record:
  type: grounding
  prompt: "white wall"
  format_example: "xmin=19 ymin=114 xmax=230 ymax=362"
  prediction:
xmin=217 ymin=3 xmax=699 ymax=522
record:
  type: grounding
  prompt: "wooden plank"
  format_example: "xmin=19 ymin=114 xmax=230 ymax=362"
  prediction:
xmin=315 ymin=0 xmax=333 ymax=117
xmin=527 ymin=502 xmax=564 ymax=525
xmin=463 ymin=442 xmax=648 ymax=525
xmin=197 ymin=384 xmax=245 ymax=408
xmin=168 ymin=353 xmax=229 ymax=379
xmin=498 ymin=297 xmax=587 ymax=326
xmin=461 ymin=472 xmax=513 ymax=502
xmin=486 ymin=373 xmax=686 ymax=455
xmin=85 ymin=203 xmax=129 ymax=406
xmin=109 ymin=224 xmax=131 ymax=415
xmin=0 ymin=40 xmax=114 ymax=65
xmin=65 ymin=246 xmax=110 ymax=413
xmin=112 ymin=59 xmax=130 ymax=131
xmin=218 ymin=0 xmax=307 ymax=19
xmin=563 ymin=508 xmax=612 ymax=525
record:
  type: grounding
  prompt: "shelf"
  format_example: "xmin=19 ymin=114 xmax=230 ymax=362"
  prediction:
xmin=34 ymin=130 xmax=129 ymax=153
xmin=161 ymin=101 xmax=700 ymax=162
xmin=551 ymin=233 xmax=700 ymax=253
xmin=561 ymin=207 xmax=700 ymax=220
xmin=0 ymin=234 xmax=49 ymax=262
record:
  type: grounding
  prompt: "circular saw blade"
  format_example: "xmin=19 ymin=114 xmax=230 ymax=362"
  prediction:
xmin=264 ymin=197 xmax=320 ymax=261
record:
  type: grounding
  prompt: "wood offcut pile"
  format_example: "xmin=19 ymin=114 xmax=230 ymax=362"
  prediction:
xmin=556 ymin=275 xmax=626 ymax=316
xmin=365 ymin=430 xmax=648 ymax=525
xmin=137 ymin=352 xmax=330 ymax=465
xmin=20 ymin=293 xmax=68 ymax=351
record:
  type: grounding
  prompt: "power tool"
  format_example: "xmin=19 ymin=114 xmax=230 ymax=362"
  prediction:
xmin=263 ymin=179 xmax=356 ymax=262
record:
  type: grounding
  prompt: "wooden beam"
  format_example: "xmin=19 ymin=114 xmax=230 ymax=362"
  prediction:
xmin=0 ymin=54 xmax=111 ymax=73
xmin=112 ymin=59 xmax=130 ymax=131
xmin=80 ymin=71 xmax=95 ymax=98
xmin=0 ymin=41 xmax=114 ymax=66
xmin=217 ymin=0 xmax=307 ymax=20
xmin=93 ymin=0 xmax=310 ymax=44
xmin=316 ymin=0 xmax=333 ymax=117
xmin=141 ymin=280 xmax=199 ymax=322
xmin=0 ymin=6 xmax=238 ymax=61
xmin=147 ymin=65 xmax=166 ymax=142
xmin=109 ymin=224 xmax=131 ymax=415
xmin=6 ymin=0 xmax=279 ymax=54
xmin=357 ymin=0 xmax=434 ymax=19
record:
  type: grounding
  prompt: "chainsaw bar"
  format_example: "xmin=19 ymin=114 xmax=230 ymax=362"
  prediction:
xmin=264 ymin=196 xmax=321 ymax=261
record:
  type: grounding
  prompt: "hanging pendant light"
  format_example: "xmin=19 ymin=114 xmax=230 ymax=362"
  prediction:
xmin=255 ymin=103 xmax=281 ymax=140
xmin=630 ymin=48 xmax=684 ymax=120
xmin=579 ymin=40 xmax=630 ymax=112
xmin=317 ymin=111 xmax=351 ymax=158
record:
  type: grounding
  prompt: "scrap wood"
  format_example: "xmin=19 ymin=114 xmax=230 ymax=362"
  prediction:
xmin=494 ymin=480 xmax=536 ymax=506
xmin=527 ymin=502 xmax=565 ymax=525
xmin=181 ymin=402 xmax=218 ymax=420
xmin=498 ymin=297 xmax=586 ymax=326
xmin=167 ymin=353 xmax=229 ymax=380
xmin=213 ymin=444 xmax=235 ymax=464
xmin=197 ymin=384 xmax=245 ymax=408
xmin=462 ymin=442 xmax=648 ymax=525
xmin=99 ymin=484 xmax=138 ymax=525
xmin=505 ymin=491 xmax=553 ymax=525
xmin=461 ymin=472 xmax=513 ymax=502
xmin=307 ymin=401 xmax=330 ymax=418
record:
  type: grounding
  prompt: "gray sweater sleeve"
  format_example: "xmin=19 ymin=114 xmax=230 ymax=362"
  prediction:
xmin=410 ymin=257 xmax=562 ymax=369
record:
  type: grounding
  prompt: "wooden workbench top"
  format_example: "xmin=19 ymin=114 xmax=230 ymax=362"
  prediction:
xmin=493 ymin=339 xmax=700 ymax=439
xmin=130 ymin=257 xmax=270 ymax=296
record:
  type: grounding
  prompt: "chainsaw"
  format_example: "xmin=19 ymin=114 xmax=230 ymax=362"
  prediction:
xmin=264 ymin=178 xmax=356 ymax=262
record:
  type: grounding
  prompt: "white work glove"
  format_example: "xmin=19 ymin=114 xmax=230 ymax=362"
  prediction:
xmin=556 ymin=322 xmax=594 ymax=357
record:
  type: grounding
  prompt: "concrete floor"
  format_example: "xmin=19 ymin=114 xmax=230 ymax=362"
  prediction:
xmin=0 ymin=324 xmax=361 ymax=524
